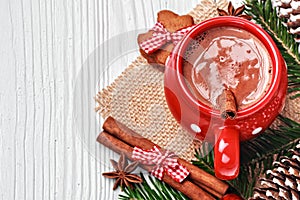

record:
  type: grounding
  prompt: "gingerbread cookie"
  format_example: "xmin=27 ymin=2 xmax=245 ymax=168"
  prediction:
xmin=138 ymin=10 xmax=194 ymax=66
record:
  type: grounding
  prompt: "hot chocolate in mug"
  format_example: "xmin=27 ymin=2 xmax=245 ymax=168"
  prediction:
xmin=164 ymin=16 xmax=287 ymax=180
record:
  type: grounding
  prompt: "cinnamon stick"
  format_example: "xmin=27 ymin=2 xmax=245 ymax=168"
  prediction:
xmin=102 ymin=117 xmax=229 ymax=196
xmin=219 ymin=89 xmax=237 ymax=119
xmin=193 ymin=181 xmax=223 ymax=199
xmin=97 ymin=131 xmax=215 ymax=200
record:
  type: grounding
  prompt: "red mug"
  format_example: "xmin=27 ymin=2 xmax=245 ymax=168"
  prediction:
xmin=164 ymin=16 xmax=287 ymax=180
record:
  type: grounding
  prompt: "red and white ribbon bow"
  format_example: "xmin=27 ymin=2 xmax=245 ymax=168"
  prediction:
xmin=132 ymin=146 xmax=189 ymax=183
xmin=139 ymin=22 xmax=195 ymax=54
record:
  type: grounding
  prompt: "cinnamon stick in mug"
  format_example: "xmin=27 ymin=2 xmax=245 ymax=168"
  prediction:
xmin=219 ymin=88 xmax=237 ymax=119
xmin=97 ymin=131 xmax=215 ymax=200
xmin=102 ymin=116 xmax=229 ymax=196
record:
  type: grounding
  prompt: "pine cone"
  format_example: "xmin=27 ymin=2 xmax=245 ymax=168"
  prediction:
xmin=272 ymin=0 xmax=300 ymax=42
xmin=249 ymin=142 xmax=300 ymax=200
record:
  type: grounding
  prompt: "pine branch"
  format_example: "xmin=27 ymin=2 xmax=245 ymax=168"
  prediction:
xmin=240 ymin=116 xmax=300 ymax=164
xmin=245 ymin=0 xmax=300 ymax=61
xmin=192 ymin=142 xmax=215 ymax=176
xmin=119 ymin=173 xmax=189 ymax=200
xmin=245 ymin=0 xmax=300 ymax=98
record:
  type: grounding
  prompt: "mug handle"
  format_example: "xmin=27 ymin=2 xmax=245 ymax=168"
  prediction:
xmin=214 ymin=127 xmax=240 ymax=180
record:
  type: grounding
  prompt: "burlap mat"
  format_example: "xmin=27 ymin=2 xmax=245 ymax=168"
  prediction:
xmin=95 ymin=0 xmax=300 ymax=161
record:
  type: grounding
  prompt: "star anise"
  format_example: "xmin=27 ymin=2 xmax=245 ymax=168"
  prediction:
xmin=217 ymin=2 xmax=252 ymax=20
xmin=102 ymin=153 xmax=142 ymax=190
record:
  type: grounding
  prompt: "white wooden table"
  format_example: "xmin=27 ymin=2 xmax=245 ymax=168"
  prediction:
xmin=0 ymin=0 xmax=240 ymax=199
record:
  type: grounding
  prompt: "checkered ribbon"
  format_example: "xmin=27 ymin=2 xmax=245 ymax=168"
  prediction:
xmin=132 ymin=146 xmax=189 ymax=182
xmin=139 ymin=22 xmax=195 ymax=54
